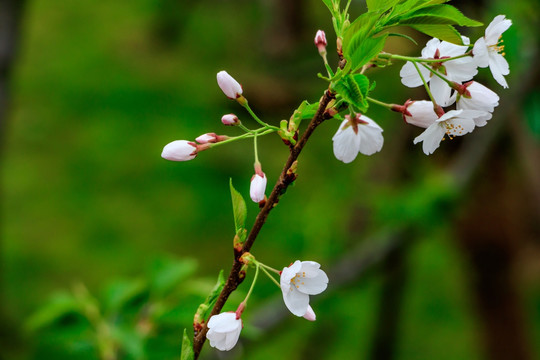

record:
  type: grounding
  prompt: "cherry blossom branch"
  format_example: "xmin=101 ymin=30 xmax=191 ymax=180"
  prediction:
xmin=192 ymin=88 xmax=336 ymax=359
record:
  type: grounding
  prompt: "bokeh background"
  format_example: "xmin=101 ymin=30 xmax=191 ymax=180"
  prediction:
xmin=1 ymin=0 xmax=539 ymax=359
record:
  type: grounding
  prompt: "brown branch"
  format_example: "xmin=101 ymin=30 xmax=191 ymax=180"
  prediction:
xmin=192 ymin=89 xmax=336 ymax=358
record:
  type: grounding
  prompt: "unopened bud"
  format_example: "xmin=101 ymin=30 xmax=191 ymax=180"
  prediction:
xmin=217 ymin=71 xmax=243 ymax=100
xmin=221 ymin=114 xmax=240 ymax=126
xmin=314 ymin=30 xmax=327 ymax=56
xmin=196 ymin=133 xmax=218 ymax=144
xmin=250 ymin=164 xmax=267 ymax=203
xmin=161 ymin=140 xmax=198 ymax=161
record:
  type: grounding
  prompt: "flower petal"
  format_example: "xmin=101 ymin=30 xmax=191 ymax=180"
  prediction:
xmin=297 ymin=271 xmax=329 ymax=295
xmin=283 ymin=288 xmax=310 ymax=316
xmin=358 ymin=124 xmax=384 ymax=155
xmin=332 ymin=121 xmax=361 ymax=163
xmin=429 ymin=76 xmax=452 ymax=106
xmin=485 ymin=15 xmax=512 ymax=45
xmin=208 ymin=313 xmax=240 ymax=333
xmin=472 ymin=37 xmax=489 ymax=68
xmin=400 ymin=61 xmax=429 ymax=87
xmin=414 ymin=123 xmax=446 ymax=155
xmin=488 ymin=53 xmax=509 ymax=88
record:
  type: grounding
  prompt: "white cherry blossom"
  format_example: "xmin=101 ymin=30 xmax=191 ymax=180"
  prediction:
xmin=413 ymin=109 xmax=488 ymax=155
xmin=221 ymin=114 xmax=239 ymax=126
xmin=332 ymin=114 xmax=384 ymax=163
xmin=207 ymin=312 xmax=243 ymax=351
xmin=456 ymin=81 xmax=499 ymax=127
xmin=280 ymin=260 xmax=328 ymax=317
xmin=473 ymin=15 xmax=512 ymax=88
xmin=250 ymin=172 xmax=267 ymax=203
xmin=400 ymin=37 xmax=477 ymax=106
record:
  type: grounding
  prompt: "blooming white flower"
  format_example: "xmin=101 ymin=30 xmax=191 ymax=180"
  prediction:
xmin=221 ymin=114 xmax=239 ymax=126
xmin=217 ymin=71 xmax=243 ymax=99
xmin=161 ymin=140 xmax=197 ymax=161
xmin=332 ymin=114 xmax=384 ymax=163
xmin=402 ymin=100 xmax=438 ymax=128
xmin=207 ymin=312 xmax=242 ymax=351
xmin=473 ymin=15 xmax=512 ymax=88
xmin=413 ymin=109 xmax=488 ymax=155
xmin=400 ymin=37 xmax=477 ymax=106
xmin=456 ymin=81 xmax=499 ymax=127
xmin=314 ymin=30 xmax=327 ymax=55
xmin=250 ymin=172 xmax=267 ymax=203
xmin=280 ymin=260 xmax=328 ymax=317
xmin=303 ymin=305 xmax=316 ymax=321
xmin=196 ymin=133 xmax=218 ymax=144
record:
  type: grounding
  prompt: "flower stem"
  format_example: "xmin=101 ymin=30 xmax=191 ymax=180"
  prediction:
xmin=419 ymin=63 xmax=455 ymax=87
xmin=379 ymin=51 xmax=472 ymax=63
xmin=243 ymin=264 xmax=260 ymax=305
xmin=413 ymin=62 xmax=437 ymax=106
xmin=259 ymin=266 xmax=281 ymax=288
xmin=242 ymin=101 xmax=280 ymax=131
xmin=367 ymin=97 xmax=394 ymax=109
xmin=253 ymin=134 xmax=259 ymax=164
xmin=258 ymin=262 xmax=281 ymax=274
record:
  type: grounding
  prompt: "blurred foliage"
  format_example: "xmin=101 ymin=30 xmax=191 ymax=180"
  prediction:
xmin=1 ymin=0 xmax=539 ymax=359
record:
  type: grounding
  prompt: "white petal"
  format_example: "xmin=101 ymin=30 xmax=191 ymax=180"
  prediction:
xmin=223 ymin=328 xmax=242 ymax=351
xmin=472 ymin=37 xmax=489 ymax=68
xmin=439 ymin=41 xmax=468 ymax=57
xmin=303 ymin=305 xmax=317 ymax=321
xmin=297 ymin=271 xmax=329 ymax=295
xmin=250 ymin=173 xmax=267 ymax=203
xmin=332 ymin=121 xmax=360 ymax=163
xmin=299 ymin=261 xmax=322 ymax=274
xmin=161 ymin=140 xmax=197 ymax=161
xmin=445 ymin=57 xmax=478 ymax=82
xmin=405 ymin=100 xmax=438 ymax=128
xmin=414 ymin=123 xmax=446 ymax=155
xmin=485 ymin=15 xmax=512 ymax=45
xmin=283 ymin=288 xmax=310 ymax=316
xmin=358 ymin=124 xmax=384 ymax=155
xmin=445 ymin=117 xmax=475 ymax=137
xmin=429 ymin=76 xmax=452 ymax=106
xmin=488 ymin=53 xmax=509 ymax=88
xmin=208 ymin=313 xmax=240 ymax=333
xmin=400 ymin=61 xmax=429 ymax=88
xmin=421 ymin=38 xmax=441 ymax=58
xmin=280 ymin=260 xmax=302 ymax=289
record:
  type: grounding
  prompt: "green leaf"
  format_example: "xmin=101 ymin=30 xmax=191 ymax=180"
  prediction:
xmin=181 ymin=329 xmax=194 ymax=360
xmin=321 ymin=0 xmax=334 ymax=13
xmin=102 ymin=279 xmax=147 ymax=312
xmin=149 ymin=257 xmax=198 ymax=297
xmin=399 ymin=5 xmax=482 ymax=27
xmin=367 ymin=0 xmax=401 ymax=12
xmin=409 ymin=24 xmax=462 ymax=44
xmin=194 ymin=270 xmax=225 ymax=324
xmin=26 ymin=292 xmax=82 ymax=331
xmin=348 ymin=33 xmax=389 ymax=72
xmin=332 ymin=74 xmax=371 ymax=112
xmin=229 ymin=179 xmax=247 ymax=233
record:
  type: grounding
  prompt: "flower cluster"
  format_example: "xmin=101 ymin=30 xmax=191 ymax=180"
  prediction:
xmin=398 ymin=15 xmax=511 ymax=155
xmin=206 ymin=259 xmax=328 ymax=351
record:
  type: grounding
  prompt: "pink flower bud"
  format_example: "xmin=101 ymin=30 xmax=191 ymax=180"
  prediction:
xmin=303 ymin=305 xmax=317 ymax=321
xmin=250 ymin=171 xmax=267 ymax=203
xmin=217 ymin=71 xmax=243 ymax=99
xmin=196 ymin=133 xmax=218 ymax=144
xmin=221 ymin=114 xmax=240 ymax=126
xmin=314 ymin=30 xmax=327 ymax=55
xmin=161 ymin=140 xmax=197 ymax=161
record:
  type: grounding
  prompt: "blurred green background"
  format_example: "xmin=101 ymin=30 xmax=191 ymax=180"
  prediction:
xmin=1 ymin=0 xmax=539 ymax=359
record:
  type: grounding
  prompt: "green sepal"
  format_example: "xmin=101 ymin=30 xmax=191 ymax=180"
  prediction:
xmin=181 ymin=329 xmax=194 ymax=360
xmin=229 ymin=179 xmax=247 ymax=233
